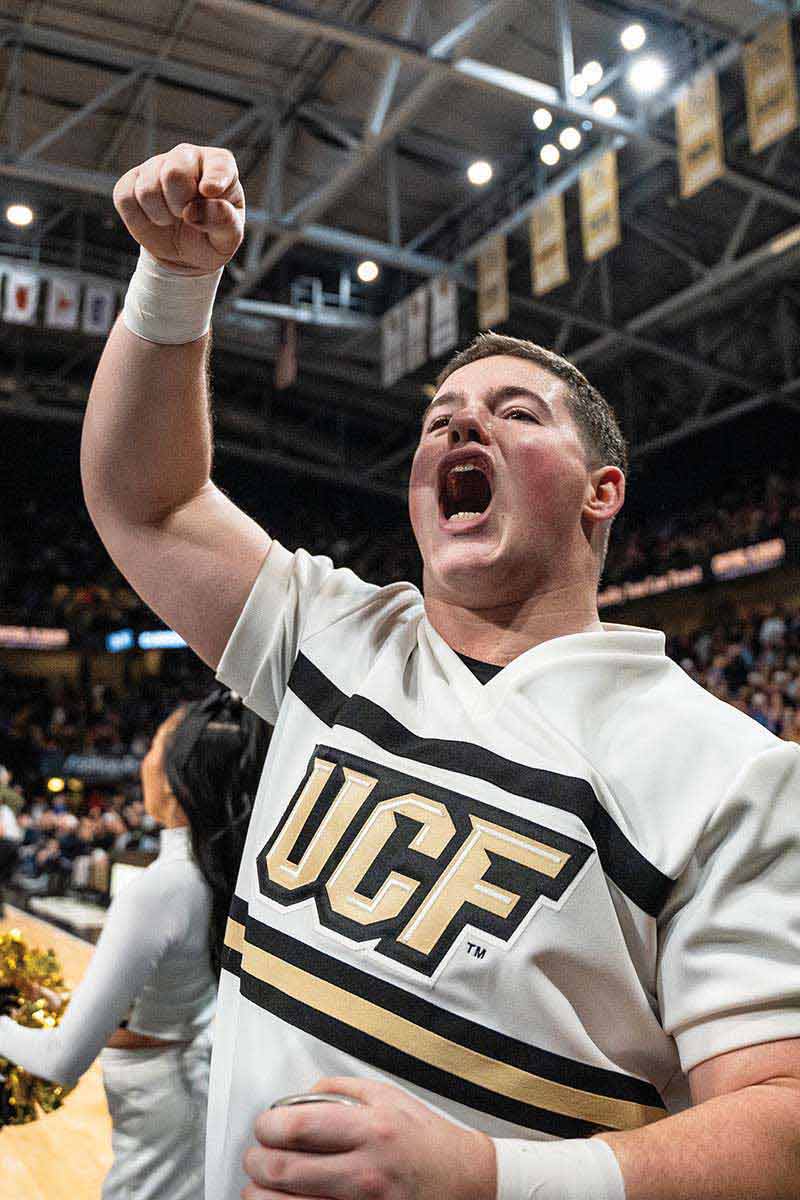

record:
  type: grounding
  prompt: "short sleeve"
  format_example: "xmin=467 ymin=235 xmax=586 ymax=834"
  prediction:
xmin=657 ymin=742 xmax=800 ymax=1073
xmin=215 ymin=539 xmax=380 ymax=724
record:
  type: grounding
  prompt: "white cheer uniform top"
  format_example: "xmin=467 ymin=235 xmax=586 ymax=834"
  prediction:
xmin=0 ymin=826 xmax=216 ymax=1088
xmin=208 ymin=541 xmax=800 ymax=1200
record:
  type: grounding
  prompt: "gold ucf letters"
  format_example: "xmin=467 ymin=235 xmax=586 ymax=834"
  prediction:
xmin=258 ymin=747 xmax=590 ymax=976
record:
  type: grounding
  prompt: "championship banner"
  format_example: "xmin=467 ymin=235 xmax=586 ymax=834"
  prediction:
xmin=404 ymin=285 xmax=428 ymax=374
xmin=429 ymin=275 xmax=458 ymax=358
xmin=676 ymin=69 xmax=725 ymax=198
xmin=530 ymin=193 xmax=569 ymax=296
xmin=477 ymin=234 xmax=509 ymax=329
xmin=45 ymin=275 xmax=80 ymax=330
xmin=4 ymin=269 xmax=39 ymax=324
xmin=81 ymin=284 xmax=116 ymax=335
xmin=381 ymin=302 xmax=406 ymax=387
xmin=744 ymin=17 xmax=798 ymax=154
xmin=579 ymin=150 xmax=620 ymax=262
xmin=274 ymin=319 xmax=297 ymax=390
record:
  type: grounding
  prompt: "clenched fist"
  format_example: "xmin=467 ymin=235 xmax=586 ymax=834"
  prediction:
xmin=113 ymin=144 xmax=245 ymax=276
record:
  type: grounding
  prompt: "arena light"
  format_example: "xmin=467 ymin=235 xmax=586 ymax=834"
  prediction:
xmin=138 ymin=629 xmax=188 ymax=650
xmin=593 ymin=95 xmax=618 ymax=119
xmin=582 ymin=61 xmax=603 ymax=87
xmin=106 ymin=628 xmax=134 ymax=653
xmin=6 ymin=203 xmax=33 ymax=227
xmin=467 ymin=159 xmax=493 ymax=186
xmin=47 ymin=777 xmax=66 ymax=794
xmin=559 ymin=127 xmax=582 ymax=151
xmin=540 ymin=143 xmax=560 ymax=166
xmin=532 ymin=107 xmax=553 ymax=130
xmin=627 ymin=55 xmax=668 ymax=96
xmin=569 ymin=73 xmax=588 ymax=97
xmin=620 ymin=23 xmax=646 ymax=52
xmin=356 ymin=259 xmax=379 ymax=283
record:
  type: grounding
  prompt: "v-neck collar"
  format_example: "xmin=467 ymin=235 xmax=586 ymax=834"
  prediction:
xmin=422 ymin=616 xmax=666 ymax=713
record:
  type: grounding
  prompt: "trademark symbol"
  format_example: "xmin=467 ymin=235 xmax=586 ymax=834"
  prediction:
xmin=467 ymin=941 xmax=487 ymax=960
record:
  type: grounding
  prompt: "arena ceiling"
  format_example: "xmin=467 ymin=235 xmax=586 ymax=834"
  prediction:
xmin=0 ymin=0 xmax=799 ymax=503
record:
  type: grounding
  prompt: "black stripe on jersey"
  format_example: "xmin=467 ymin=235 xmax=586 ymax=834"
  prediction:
xmin=287 ymin=653 xmax=673 ymax=917
xmin=224 ymin=900 xmax=666 ymax=1137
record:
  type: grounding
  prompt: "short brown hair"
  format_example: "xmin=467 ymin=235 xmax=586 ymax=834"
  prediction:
xmin=434 ymin=332 xmax=628 ymax=475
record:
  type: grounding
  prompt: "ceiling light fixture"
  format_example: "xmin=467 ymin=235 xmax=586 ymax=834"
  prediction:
xmin=356 ymin=260 xmax=379 ymax=283
xmin=532 ymin=107 xmax=553 ymax=130
xmin=569 ymin=73 xmax=588 ymax=97
xmin=621 ymin=23 xmax=646 ymax=51
xmin=582 ymin=61 xmax=603 ymax=87
xmin=467 ymin=159 xmax=493 ymax=186
xmin=592 ymin=95 xmax=618 ymax=119
xmin=6 ymin=203 xmax=33 ymax=226
xmin=540 ymin=143 xmax=560 ymax=166
xmin=559 ymin=127 xmax=582 ymax=151
xmin=627 ymin=55 xmax=668 ymax=95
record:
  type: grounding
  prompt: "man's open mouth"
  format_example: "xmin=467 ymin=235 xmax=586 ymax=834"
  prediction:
xmin=440 ymin=461 xmax=493 ymax=522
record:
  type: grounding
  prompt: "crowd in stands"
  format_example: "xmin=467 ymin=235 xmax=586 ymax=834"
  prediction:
xmin=3 ymin=468 xmax=799 ymax=637
xmin=603 ymin=466 xmax=800 ymax=586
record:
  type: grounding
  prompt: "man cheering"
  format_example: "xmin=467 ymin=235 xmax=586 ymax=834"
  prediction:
xmin=82 ymin=143 xmax=800 ymax=1200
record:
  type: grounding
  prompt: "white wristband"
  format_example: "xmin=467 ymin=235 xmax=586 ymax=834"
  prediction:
xmin=493 ymin=1137 xmax=625 ymax=1200
xmin=122 ymin=246 xmax=224 ymax=345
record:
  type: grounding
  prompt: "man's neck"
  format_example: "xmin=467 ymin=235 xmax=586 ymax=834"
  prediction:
xmin=423 ymin=583 xmax=603 ymax=667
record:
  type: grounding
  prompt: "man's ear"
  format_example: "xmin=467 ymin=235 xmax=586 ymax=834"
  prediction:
xmin=583 ymin=465 xmax=625 ymax=527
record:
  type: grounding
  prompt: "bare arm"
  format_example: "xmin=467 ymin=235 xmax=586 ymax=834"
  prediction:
xmin=81 ymin=144 xmax=271 ymax=669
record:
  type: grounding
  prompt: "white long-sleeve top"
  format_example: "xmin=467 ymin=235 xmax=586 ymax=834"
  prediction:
xmin=0 ymin=826 xmax=216 ymax=1088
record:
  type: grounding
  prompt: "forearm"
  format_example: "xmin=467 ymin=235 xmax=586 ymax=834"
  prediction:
xmin=598 ymin=1081 xmax=800 ymax=1199
xmin=81 ymin=314 xmax=213 ymax=528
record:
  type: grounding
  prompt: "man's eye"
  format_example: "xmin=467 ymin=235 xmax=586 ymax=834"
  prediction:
xmin=504 ymin=408 xmax=536 ymax=421
xmin=428 ymin=414 xmax=450 ymax=431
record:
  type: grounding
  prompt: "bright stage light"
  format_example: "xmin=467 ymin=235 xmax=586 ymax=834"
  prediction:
xmin=356 ymin=259 xmax=379 ymax=283
xmin=593 ymin=95 xmax=618 ymax=119
xmin=532 ymin=107 xmax=553 ymax=130
xmin=582 ymin=61 xmax=603 ymax=87
xmin=47 ymin=777 xmax=66 ymax=794
xmin=467 ymin=159 xmax=493 ymax=186
xmin=540 ymin=143 xmax=560 ymax=166
xmin=559 ymin=127 xmax=582 ymax=151
xmin=6 ymin=203 xmax=33 ymax=226
xmin=569 ymin=73 xmax=588 ymax=97
xmin=621 ymin=23 xmax=646 ymax=52
xmin=628 ymin=55 xmax=668 ymax=95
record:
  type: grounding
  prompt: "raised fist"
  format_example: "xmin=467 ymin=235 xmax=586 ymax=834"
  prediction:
xmin=113 ymin=144 xmax=245 ymax=276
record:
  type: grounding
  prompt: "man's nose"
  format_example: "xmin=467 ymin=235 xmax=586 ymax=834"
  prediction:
xmin=447 ymin=408 xmax=489 ymax=446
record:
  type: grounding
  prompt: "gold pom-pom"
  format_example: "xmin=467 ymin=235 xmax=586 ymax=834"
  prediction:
xmin=0 ymin=929 xmax=74 ymax=1125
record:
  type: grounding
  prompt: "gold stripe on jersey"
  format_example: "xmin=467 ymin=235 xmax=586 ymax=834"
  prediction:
xmin=224 ymin=918 xmax=664 ymax=1132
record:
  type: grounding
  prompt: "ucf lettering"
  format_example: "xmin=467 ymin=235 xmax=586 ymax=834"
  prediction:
xmin=258 ymin=746 xmax=593 ymax=976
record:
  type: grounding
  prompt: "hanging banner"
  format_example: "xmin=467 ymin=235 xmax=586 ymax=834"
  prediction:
xmin=381 ymin=302 xmax=406 ymax=387
xmin=82 ymin=285 xmax=116 ymax=335
xmin=274 ymin=319 xmax=297 ymax=390
xmin=744 ymin=17 xmax=798 ymax=154
xmin=45 ymin=275 xmax=81 ymax=330
xmin=477 ymin=234 xmax=509 ymax=329
xmin=404 ymin=285 xmax=428 ymax=374
xmin=579 ymin=150 xmax=621 ymax=263
xmin=676 ymin=68 xmax=725 ymax=198
xmin=429 ymin=275 xmax=458 ymax=359
xmin=530 ymin=193 xmax=569 ymax=296
xmin=4 ymin=269 xmax=40 ymax=324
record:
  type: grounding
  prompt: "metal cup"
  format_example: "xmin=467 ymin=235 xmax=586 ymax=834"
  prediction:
xmin=269 ymin=1091 xmax=363 ymax=1109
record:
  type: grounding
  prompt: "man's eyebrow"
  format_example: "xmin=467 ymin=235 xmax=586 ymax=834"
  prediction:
xmin=421 ymin=384 xmax=552 ymax=426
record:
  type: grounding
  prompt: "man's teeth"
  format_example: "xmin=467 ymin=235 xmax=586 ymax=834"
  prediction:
xmin=448 ymin=511 xmax=482 ymax=521
xmin=451 ymin=463 xmax=481 ymax=473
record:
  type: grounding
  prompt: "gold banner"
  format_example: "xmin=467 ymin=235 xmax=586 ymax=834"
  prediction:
xmin=676 ymin=69 xmax=725 ymax=198
xmin=744 ymin=17 xmax=798 ymax=154
xmin=477 ymin=234 xmax=509 ymax=329
xmin=530 ymin=193 xmax=569 ymax=296
xmin=579 ymin=150 xmax=620 ymax=263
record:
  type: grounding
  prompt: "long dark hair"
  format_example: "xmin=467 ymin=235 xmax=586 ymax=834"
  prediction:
xmin=163 ymin=688 xmax=271 ymax=977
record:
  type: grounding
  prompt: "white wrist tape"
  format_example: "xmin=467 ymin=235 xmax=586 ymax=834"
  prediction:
xmin=123 ymin=247 xmax=224 ymax=345
xmin=493 ymin=1137 xmax=625 ymax=1200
